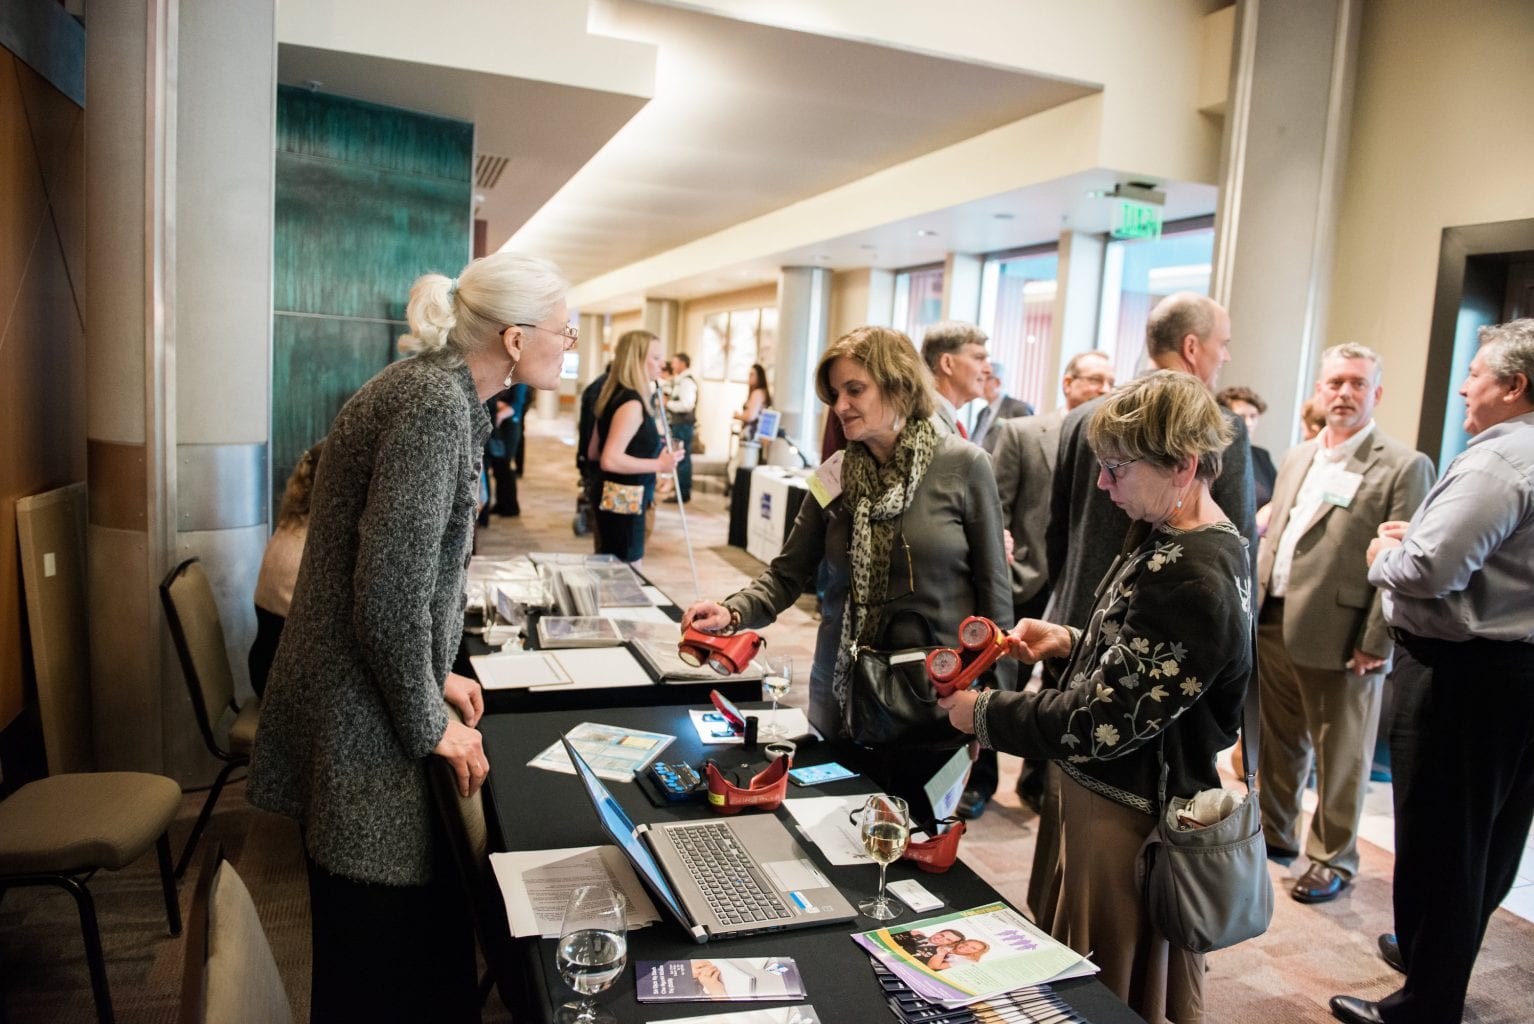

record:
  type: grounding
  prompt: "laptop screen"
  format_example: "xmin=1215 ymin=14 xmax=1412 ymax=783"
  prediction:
xmin=561 ymin=736 xmax=690 ymax=927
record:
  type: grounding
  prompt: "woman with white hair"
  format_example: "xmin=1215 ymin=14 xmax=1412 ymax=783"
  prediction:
xmin=249 ymin=251 xmax=572 ymax=1022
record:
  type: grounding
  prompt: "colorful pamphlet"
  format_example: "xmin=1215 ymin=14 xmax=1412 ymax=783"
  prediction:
xmin=526 ymin=721 xmax=674 ymax=782
xmin=635 ymin=957 xmax=805 ymax=1003
xmin=852 ymin=903 xmax=1096 ymax=1008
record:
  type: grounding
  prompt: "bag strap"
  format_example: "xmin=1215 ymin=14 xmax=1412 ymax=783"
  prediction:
xmin=1154 ymin=605 xmax=1262 ymax=809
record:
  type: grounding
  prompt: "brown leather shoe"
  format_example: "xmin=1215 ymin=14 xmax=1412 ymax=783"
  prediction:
xmin=1292 ymin=862 xmax=1348 ymax=903
xmin=1329 ymin=995 xmax=1385 ymax=1023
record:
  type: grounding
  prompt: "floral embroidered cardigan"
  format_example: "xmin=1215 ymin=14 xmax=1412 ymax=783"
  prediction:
xmin=979 ymin=522 xmax=1253 ymax=815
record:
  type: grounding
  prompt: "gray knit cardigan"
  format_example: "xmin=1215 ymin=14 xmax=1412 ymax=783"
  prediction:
xmin=248 ymin=352 xmax=490 ymax=886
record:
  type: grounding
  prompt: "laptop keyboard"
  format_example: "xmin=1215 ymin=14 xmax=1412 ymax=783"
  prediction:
xmin=668 ymin=822 xmax=794 ymax=926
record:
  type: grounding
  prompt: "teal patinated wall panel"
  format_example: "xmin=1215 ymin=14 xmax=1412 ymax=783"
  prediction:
xmin=271 ymin=85 xmax=471 ymax=508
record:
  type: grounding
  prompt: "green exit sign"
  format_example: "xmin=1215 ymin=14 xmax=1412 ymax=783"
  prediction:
xmin=1112 ymin=199 xmax=1163 ymax=240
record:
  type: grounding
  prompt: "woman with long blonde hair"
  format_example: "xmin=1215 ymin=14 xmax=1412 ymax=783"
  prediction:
xmin=592 ymin=329 xmax=681 ymax=565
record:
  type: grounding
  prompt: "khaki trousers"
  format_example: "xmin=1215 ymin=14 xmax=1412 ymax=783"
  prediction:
xmin=1256 ymin=606 xmax=1383 ymax=877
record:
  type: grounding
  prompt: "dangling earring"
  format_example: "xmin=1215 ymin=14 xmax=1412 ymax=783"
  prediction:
xmin=503 ymin=358 xmax=518 ymax=390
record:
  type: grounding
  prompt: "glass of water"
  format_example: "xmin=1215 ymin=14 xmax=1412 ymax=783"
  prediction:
xmin=760 ymin=653 xmax=793 ymax=740
xmin=555 ymin=884 xmax=627 ymax=1024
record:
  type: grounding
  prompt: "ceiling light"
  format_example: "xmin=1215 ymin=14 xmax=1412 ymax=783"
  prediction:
xmin=992 ymin=212 xmax=1015 ymax=220
xmin=916 ymin=229 xmax=938 ymax=237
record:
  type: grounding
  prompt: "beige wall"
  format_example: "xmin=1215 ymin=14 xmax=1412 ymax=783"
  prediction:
xmin=1326 ymin=0 xmax=1534 ymax=445
xmin=0 ymin=51 xmax=87 ymax=731
xmin=676 ymin=284 xmax=778 ymax=455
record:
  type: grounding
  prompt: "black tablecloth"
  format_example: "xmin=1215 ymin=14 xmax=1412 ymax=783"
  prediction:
xmin=479 ymin=704 xmax=1146 ymax=1024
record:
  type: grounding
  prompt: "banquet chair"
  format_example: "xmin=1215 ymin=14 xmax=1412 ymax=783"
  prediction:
xmin=160 ymin=557 xmax=260 ymax=878
xmin=0 ymin=771 xmax=183 ymax=1024
xmin=179 ymin=845 xmax=292 ymax=1024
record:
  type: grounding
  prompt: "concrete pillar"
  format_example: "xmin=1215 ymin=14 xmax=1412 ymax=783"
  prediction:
xmin=942 ymin=253 xmax=983 ymax=323
xmin=577 ymin=312 xmax=605 ymax=389
xmin=84 ymin=0 xmax=275 ymax=778
xmin=776 ymin=267 xmax=833 ymax=455
xmin=1046 ymin=231 xmax=1106 ymax=412
xmin=644 ymin=298 xmax=681 ymax=354
xmin=866 ymin=269 xmax=895 ymax=329
xmin=1213 ymin=0 xmax=1361 ymax=451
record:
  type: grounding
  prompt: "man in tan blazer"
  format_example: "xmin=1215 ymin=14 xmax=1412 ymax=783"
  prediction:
xmin=1256 ymin=343 xmax=1436 ymax=904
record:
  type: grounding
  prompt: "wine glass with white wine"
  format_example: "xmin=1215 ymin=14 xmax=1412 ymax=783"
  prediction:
xmin=858 ymin=794 xmax=911 ymax=920
xmin=760 ymin=653 xmax=794 ymax=740
xmin=555 ymin=884 xmax=628 ymax=1024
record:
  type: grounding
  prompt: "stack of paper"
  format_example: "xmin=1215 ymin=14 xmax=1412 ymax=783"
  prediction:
xmin=470 ymin=646 xmax=654 ymax=692
xmin=535 ymin=616 xmax=625 ymax=648
xmin=489 ymin=845 xmax=661 ymax=938
xmin=852 ymin=903 xmax=1097 ymax=1009
xmin=869 ymin=957 xmax=1087 ymax=1024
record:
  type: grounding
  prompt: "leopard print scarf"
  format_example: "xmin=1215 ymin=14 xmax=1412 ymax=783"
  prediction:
xmin=831 ymin=416 xmax=939 ymax=707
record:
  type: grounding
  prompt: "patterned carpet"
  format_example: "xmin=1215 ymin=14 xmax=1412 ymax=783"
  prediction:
xmin=4 ymin=425 xmax=1531 ymax=1023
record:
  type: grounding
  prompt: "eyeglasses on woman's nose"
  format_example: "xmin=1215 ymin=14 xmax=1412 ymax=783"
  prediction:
xmin=514 ymin=322 xmax=580 ymax=350
xmin=1099 ymin=456 xmax=1142 ymax=483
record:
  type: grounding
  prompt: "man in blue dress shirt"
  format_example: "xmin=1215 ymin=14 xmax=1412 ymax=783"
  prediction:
xmin=1330 ymin=318 xmax=1534 ymax=1024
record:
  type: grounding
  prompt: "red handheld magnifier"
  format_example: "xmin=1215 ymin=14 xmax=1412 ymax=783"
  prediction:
xmin=677 ymin=626 xmax=764 ymax=676
xmin=926 ymin=615 xmax=1010 ymax=697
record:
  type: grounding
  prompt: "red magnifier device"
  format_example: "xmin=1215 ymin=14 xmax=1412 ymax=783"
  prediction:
xmin=677 ymin=626 xmax=764 ymax=676
xmin=926 ymin=616 xmax=1011 ymax=698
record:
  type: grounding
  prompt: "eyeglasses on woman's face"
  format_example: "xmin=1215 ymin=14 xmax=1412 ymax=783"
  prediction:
xmin=514 ymin=322 xmax=580 ymax=351
xmin=1098 ymin=456 xmax=1143 ymax=484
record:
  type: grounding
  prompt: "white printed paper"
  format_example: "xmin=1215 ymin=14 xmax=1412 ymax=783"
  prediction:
xmin=489 ymin=845 xmax=660 ymax=938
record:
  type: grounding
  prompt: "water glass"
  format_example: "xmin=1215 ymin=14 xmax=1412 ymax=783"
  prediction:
xmin=555 ymin=884 xmax=627 ymax=1024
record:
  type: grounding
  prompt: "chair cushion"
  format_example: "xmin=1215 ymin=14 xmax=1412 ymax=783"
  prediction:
xmin=228 ymin=700 xmax=260 ymax=757
xmin=0 ymin=772 xmax=181 ymax=874
xmin=206 ymin=861 xmax=293 ymax=1024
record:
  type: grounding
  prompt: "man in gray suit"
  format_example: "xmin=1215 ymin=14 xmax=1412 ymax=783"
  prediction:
xmin=973 ymin=362 xmax=1034 ymax=450
xmin=921 ymin=321 xmax=991 ymax=438
xmin=1256 ymin=343 xmax=1435 ymax=904
xmin=990 ymin=350 xmax=1116 ymax=622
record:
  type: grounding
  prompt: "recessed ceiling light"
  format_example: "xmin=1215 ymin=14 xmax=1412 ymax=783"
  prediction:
xmin=858 ymin=243 xmax=877 ymax=251
xmin=814 ymin=254 xmax=831 ymax=261
xmin=916 ymin=229 xmax=938 ymax=237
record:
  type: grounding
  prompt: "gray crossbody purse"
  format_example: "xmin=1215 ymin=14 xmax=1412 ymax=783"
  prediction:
xmin=1135 ymin=622 xmax=1274 ymax=953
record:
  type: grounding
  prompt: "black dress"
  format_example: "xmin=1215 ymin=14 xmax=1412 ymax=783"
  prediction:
xmin=595 ymin=385 xmax=662 ymax=562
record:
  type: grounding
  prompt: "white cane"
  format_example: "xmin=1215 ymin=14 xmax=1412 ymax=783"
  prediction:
xmin=653 ymin=382 xmax=702 ymax=603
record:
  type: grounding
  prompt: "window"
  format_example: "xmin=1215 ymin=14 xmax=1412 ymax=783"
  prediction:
xmin=978 ymin=246 xmax=1060 ymax=409
xmin=893 ymin=264 xmax=945 ymax=342
xmin=1096 ymin=218 xmax=1214 ymax=381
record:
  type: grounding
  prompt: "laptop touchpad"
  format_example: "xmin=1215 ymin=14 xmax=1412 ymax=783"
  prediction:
xmin=762 ymin=858 xmax=832 ymax=893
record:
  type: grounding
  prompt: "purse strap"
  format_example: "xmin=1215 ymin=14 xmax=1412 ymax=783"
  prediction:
xmin=1156 ymin=605 xmax=1262 ymax=809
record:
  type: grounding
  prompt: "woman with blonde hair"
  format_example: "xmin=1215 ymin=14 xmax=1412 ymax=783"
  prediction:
xmin=940 ymin=370 xmax=1253 ymax=1024
xmin=684 ymin=326 xmax=1012 ymax=818
xmin=592 ymin=329 xmax=681 ymax=564
xmin=250 ymin=251 xmax=571 ymax=1022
